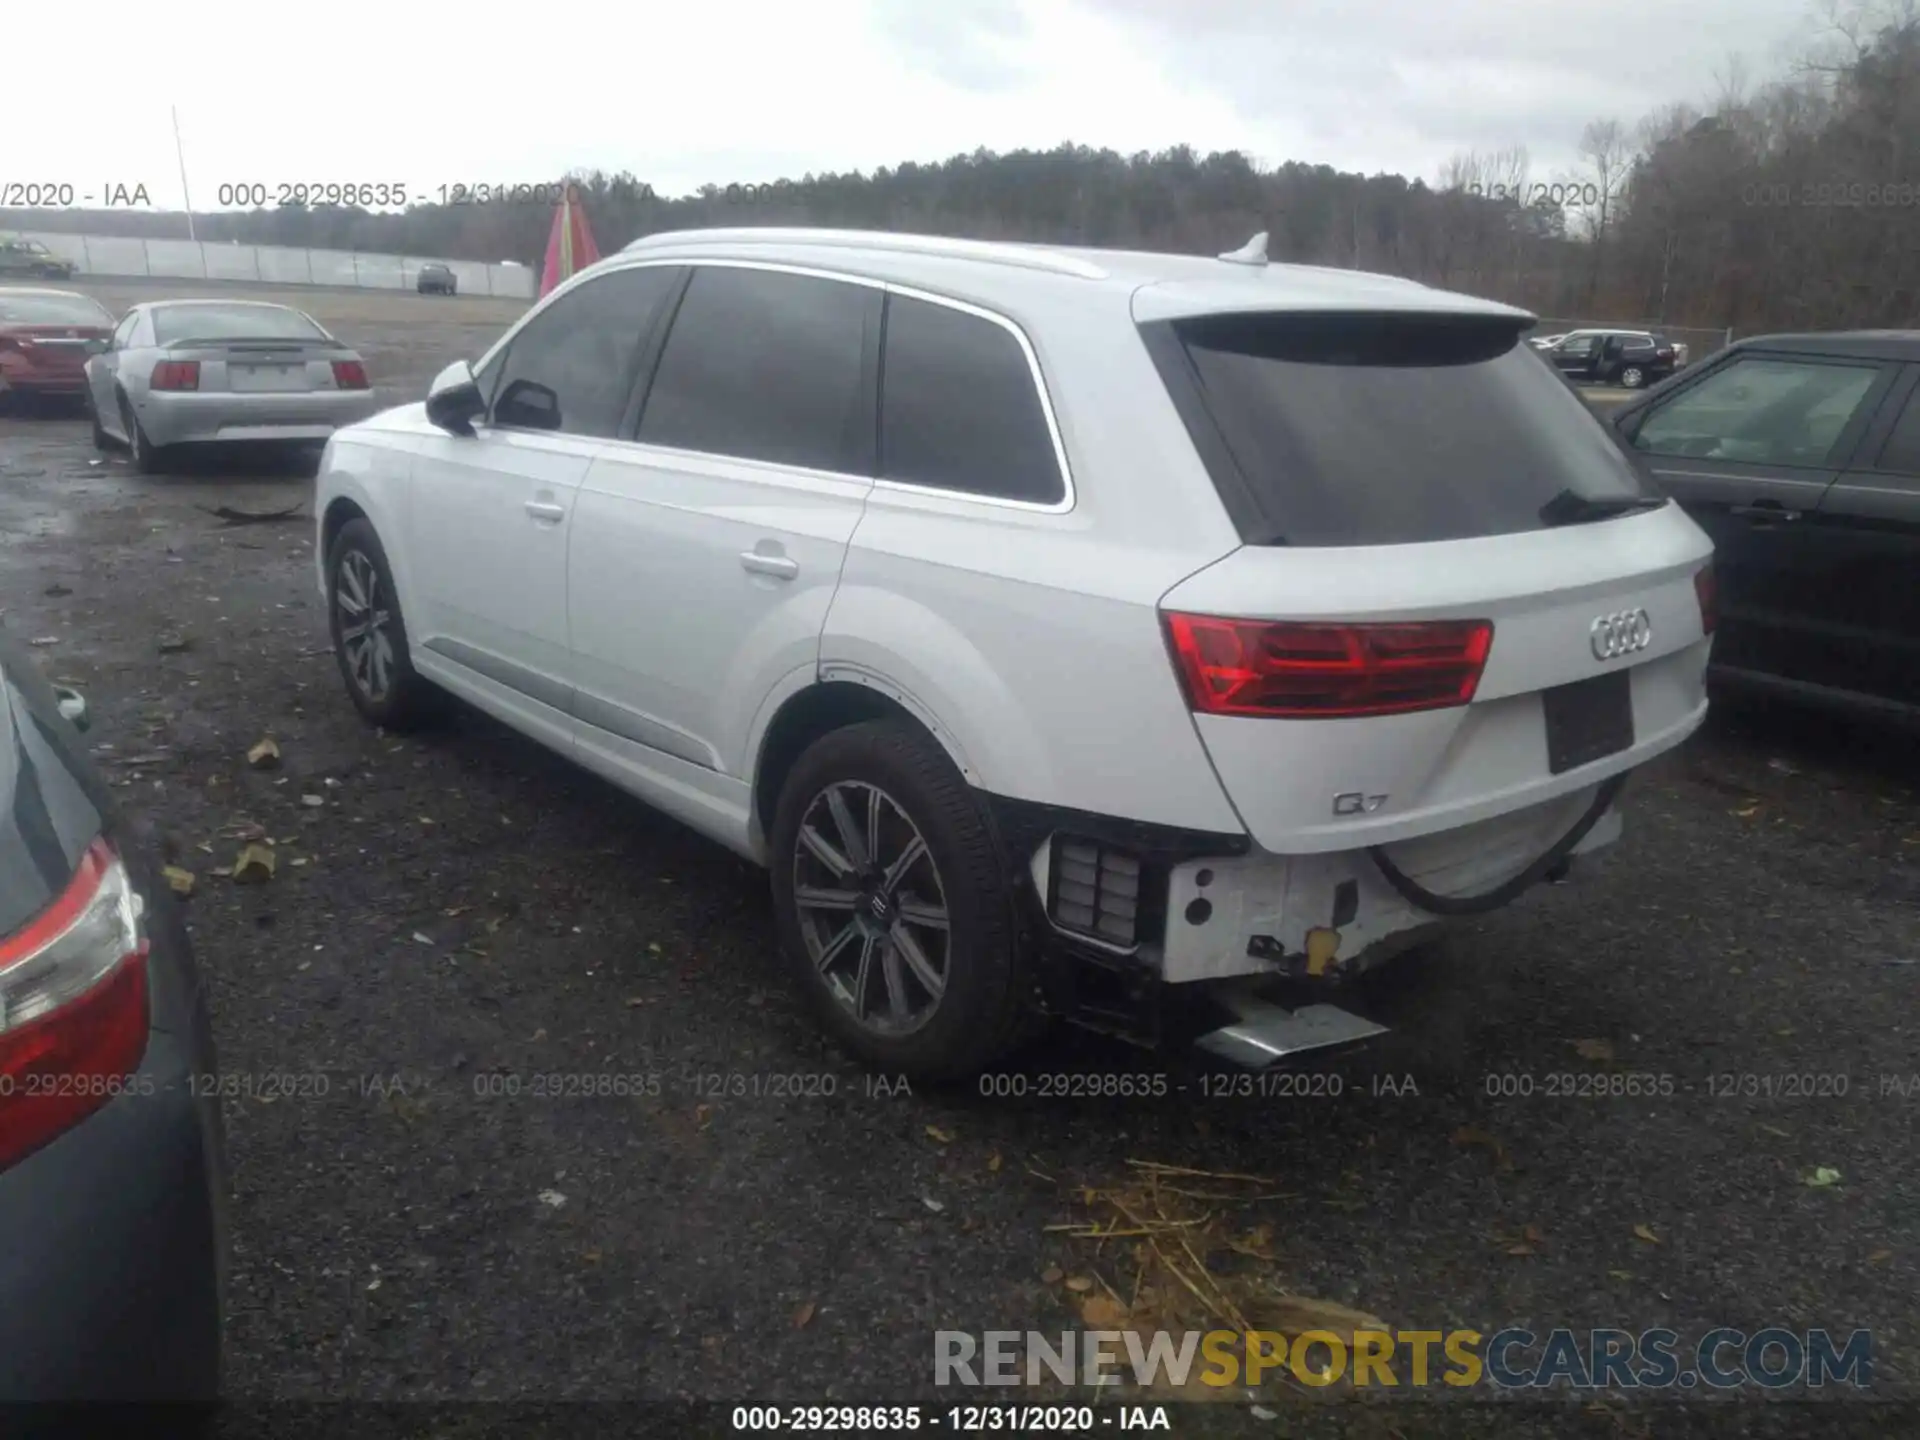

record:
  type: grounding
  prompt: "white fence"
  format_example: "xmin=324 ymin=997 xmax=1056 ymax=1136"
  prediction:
xmin=18 ymin=231 xmax=534 ymax=300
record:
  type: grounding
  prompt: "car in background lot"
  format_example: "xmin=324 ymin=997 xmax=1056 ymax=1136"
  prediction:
xmin=0 ymin=626 xmax=226 ymax=1403
xmin=84 ymin=299 xmax=381 ymax=474
xmin=314 ymin=226 xmax=1714 ymax=1081
xmin=0 ymin=288 xmax=117 ymax=411
xmin=0 ymin=237 xmax=77 ymax=281
xmin=1541 ymin=328 xmax=1679 ymax=388
xmin=1610 ymin=329 xmax=1920 ymax=722
xmin=417 ymin=262 xmax=458 ymax=296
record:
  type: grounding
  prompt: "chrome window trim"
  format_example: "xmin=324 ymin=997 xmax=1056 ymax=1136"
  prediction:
xmin=474 ymin=255 xmax=1078 ymax=515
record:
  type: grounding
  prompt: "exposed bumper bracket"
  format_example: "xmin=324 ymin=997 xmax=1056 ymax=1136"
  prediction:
xmin=1192 ymin=984 xmax=1388 ymax=1069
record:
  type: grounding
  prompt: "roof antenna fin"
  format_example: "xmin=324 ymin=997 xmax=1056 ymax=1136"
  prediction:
xmin=1218 ymin=231 xmax=1268 ymax=266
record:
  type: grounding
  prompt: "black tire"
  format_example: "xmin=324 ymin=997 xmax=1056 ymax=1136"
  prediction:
xmin=769 ymin=719 xmax=1041 ymax=1082
xmin=119 ymin=391 xmax=167 ymax=475
xmin=325 ymin=518 xmax=445 ymax=731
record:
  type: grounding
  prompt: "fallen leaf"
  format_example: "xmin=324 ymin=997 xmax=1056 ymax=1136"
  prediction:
xmin=1258 ymin=1294 xmax=1388 ymax=1336
xmin=231 ymin=843 xmax=276 ymax=884
xmin=1572 ymin=1038 xmax=1614 ymax=1062
xmin=922 ymin=1196 xmax=946 ymax=1213
xmin=581 ymin=1249 xmax=602 ymax=1263
xmin=1759 ymin=1123 xmax=1791 ymax=1139
xmin=1506 ymin=1243 xmax=1535 ymax=1256
xmin=300 ymin=794 xmax=325 ymax=807
xmin=1802 ymin=1166 xmax=1843 ymax=1188
xmin=791 ymin=1301 xmax=816 ymax=1329
xmin=925 ymin=1125 xmax=955 ymax=1144
xmin=247 ymin=737 xmax=281 ymax=769
xmin=1041 ymin=1265 xmax=1064 ymax=1284
xmin=987 ymin=1151 xmax=1003 ymax=1172
xmin=1451 ymin=1126 xmax=1513 ymax=1170
xmin=1608 ymin=1269 xmax=1634 ymax=1281
xmin=418 ymin=816 xmax=435 ymax=826
xmin=1633 ymin=1224 xmax=1661 ymax=1245
xmin=694 ymin=1104 xmax=712 ymax=1129
xmin=537 ymin=1189 xmax=566 ymax=1209
xmin=1869 ymin=1249 xmax=1893 ymax=1264
xmin=624 ymin=996 xmax=654 ymax=1008
xmin=162 ymin=865 xmax=196 ymax=897
xmin=1080 ymin=1295 xmax=1129 ymax=1327
xmin=1734 ymin=802 xmax=1762 ymax=819
xmin=1065 ymin=1275 xmax=1094 ymax=1293
xmin=411 ymin=932 xmax=434 ymax=946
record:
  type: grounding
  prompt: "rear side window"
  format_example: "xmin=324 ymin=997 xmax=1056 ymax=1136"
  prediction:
xmin=1634 ymin=355 xmax=1882 ymax=469
xmin=879 ymin=294 xmax=1064 ymax=504
xmin=1150 ymin=312 xmax=1659 ymax=546
xmin=639 ymin=266 xmax=876 ymax=473
xmin=153 ymin=305 xmax=325 ymax=344
xmin=489 ymin=265 xmax=681 ymax=438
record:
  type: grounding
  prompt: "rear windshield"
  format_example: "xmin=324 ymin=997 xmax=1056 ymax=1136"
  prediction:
xmin=153 ymin=304 xmax=326 ymax=344
xmin=1152 ymin=311 xmax=1659 ymax=546
xmin=0 ymin=293 xmax=111 ymax=326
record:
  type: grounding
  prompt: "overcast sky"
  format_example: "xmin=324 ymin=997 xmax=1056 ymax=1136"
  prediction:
xmin=11 ymin=0 xmax=1825 ymax=212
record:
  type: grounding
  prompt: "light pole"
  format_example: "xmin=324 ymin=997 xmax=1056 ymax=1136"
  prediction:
xmin=171 ymin=106 xmax=197 ymax=241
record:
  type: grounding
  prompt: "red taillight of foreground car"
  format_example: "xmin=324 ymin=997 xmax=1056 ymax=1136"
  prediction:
xmin=1694 ymin=565 xmax=1718 ymax=636
xmin=150 ymin=359 xmax=200 ymax=391
xmin=0 ymin=838 xmax=150 ymax=1172
xmin=1163 ymin=613 xmax=1495 ymax=719
xmin=331 ymin=359 xmax=370 ymax=390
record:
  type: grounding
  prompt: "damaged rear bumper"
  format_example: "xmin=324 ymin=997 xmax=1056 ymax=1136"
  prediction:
xmin=993 ymin=781 xmax=1624 ymax=992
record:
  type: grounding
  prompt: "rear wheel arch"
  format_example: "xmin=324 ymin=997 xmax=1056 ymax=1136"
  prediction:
xmin=751 ymin=679 xmax=975 ymax=853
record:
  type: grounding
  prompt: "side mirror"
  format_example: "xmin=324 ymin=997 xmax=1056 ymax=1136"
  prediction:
xmin=494 ymin=378 xmax=562 ymax=431
xmin=425 ymin=359 xmax=485 ymax=436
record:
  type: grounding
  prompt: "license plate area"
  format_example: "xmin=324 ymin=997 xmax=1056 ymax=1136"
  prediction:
xmin=1543 ymin=671 xmax=1634 ymax=774
xmin=231 ymin=363 xmax=307 ymax=392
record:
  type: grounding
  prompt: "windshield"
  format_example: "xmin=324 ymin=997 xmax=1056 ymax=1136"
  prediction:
xmin=1152 ymin=310 xmax=1659 ymax=546
xmin=0 ymin=293 xmax=112 ymax=326
xmin=153 ymin=304 xmax=326 ymax=344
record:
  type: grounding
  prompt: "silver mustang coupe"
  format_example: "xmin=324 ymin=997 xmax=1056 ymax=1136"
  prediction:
xmin=84 ymin=299 xmax=380 ymax=473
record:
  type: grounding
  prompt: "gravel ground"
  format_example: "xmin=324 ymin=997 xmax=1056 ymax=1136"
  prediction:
xmin=1 ymin=280 xmax=1916 ymax=1435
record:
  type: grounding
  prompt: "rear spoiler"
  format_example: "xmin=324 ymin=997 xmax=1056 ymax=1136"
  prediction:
xmin=162 ymin=334 xmax=339 ymax=350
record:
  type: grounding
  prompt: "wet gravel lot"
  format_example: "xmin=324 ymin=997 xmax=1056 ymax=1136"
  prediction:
xmin=2 ymin=280 xmax=1917 ymax=1435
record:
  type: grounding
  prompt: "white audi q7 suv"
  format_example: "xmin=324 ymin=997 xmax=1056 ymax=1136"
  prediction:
xmin=314 ymin=226 xmax=1715 ymax=1080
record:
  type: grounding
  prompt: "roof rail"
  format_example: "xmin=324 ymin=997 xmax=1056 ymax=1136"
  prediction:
xmin=622 ymin=227 xmax=1109 ymax=280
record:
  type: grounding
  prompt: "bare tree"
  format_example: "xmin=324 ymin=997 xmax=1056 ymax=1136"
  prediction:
xmin=1569 ymin=119 xmax=1637 ymax=304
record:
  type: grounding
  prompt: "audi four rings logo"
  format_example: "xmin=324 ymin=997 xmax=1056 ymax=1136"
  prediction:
xmin=1590 ymin=608 xmax=1654 ymax=661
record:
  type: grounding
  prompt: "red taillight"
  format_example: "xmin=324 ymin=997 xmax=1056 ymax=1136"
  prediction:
xmin=0 ymin=838 xmax=150 ymax=1172
xmin=1163 ymin=613 xmax=1495 ymax=719
xmin=331 ymin=359 xmax=370 ymax=390
xmin=150 ymin=359 xmax=199 ymax=391
xmin=1694 ymin=565 xmax=1718 ymax=636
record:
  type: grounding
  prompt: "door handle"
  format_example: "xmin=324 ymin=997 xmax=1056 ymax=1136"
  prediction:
xmin=1730 ymin=502 xmax=1799 ymax=523
xmin=740 ymin=551 xmax=799 ymax=580
xmin=524 ymin=500 xmax=566 ymax=522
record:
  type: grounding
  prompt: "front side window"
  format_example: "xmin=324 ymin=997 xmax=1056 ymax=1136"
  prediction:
xmin=488 ymin=265 xmax=681 ymax=438
xmin=1633 ymin=356 xmax=1882 ymax=468
xmin=879 ymin=294 xmax=1063 ymax=504
xmin=638 ymin=266 xmax=875 ymax=473
xmin=1872 ymin=386 xmax=1920 ymax=475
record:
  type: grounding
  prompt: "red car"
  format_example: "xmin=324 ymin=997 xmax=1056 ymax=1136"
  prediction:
xmin=0 ymin=288 xmax=117 ymax=410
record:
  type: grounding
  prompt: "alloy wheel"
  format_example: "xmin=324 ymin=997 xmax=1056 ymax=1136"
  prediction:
xmin=335 ymin=550 xmax=396 ymax=702
xmin=791 ymin=780 xmax=951 ymax=1036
